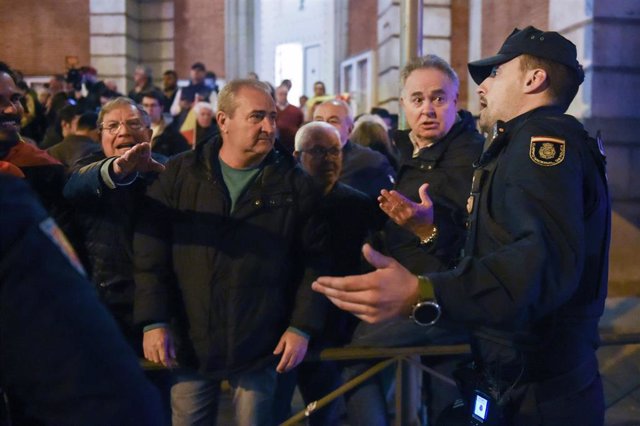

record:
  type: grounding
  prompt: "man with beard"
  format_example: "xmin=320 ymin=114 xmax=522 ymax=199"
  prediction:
xmin=63 ymin=97 xmax=165 ymax=350
xmin=0 ymin=70 xmax=67 ymax=221
xmin=312 ymin=26 xmax=609 ymax=426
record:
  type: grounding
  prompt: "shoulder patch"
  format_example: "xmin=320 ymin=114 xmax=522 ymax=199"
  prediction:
xmin=39 ymin=218 xmax=86 ymax=277
xmin=529 ymin=136 xmax=565 ymax=166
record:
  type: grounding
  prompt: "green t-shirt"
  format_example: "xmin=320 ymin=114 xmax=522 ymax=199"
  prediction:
xmin=218 ymin=157 xmax=263 ymax=213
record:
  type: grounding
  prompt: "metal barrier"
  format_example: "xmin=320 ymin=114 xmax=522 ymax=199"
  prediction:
xmin=281 ymin=332 xmax=640 ymax=426
xmin=139 ymin=332 xmax=640 ymax=425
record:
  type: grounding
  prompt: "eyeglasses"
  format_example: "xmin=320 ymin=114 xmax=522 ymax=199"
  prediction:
xmin=100 ymin=119 xmax=146 ymax=135
xmin=300 ymin=146 xmax=342 ymax=158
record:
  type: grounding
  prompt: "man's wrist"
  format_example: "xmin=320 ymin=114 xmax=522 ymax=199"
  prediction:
xmin=419 ymin=225 xmax=438 ymax=246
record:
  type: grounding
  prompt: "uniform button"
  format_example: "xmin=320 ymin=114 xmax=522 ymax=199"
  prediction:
xmin=427 ymin=165 xmax=433 ymax=170
xmin=420 ymin=164 xmax=425 ymax=170
xmin=254 ymin=200 xmax=262 ymax=207
xmin=99 ymin=282 xmax=109 ymax=288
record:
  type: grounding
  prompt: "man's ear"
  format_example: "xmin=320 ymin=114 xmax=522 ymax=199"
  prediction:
xmin=523 ymin=68 xmax=548 ymax=94
xmin=216 ymin=111 xmax=227 ymax=133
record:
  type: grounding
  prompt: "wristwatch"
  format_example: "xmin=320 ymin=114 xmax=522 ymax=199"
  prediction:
xmin=410 ymin=300 xmax=441 ymax=326
xmin=410 ymin=275 xmax=441 ymax=327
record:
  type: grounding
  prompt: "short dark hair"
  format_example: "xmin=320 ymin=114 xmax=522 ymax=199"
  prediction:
xmin=140 ymin=89 xmax=164 ymax=105
xmin=163 ymin=70 xmax=177 ymax=78
xmin=59 ymin=104 xmax=82 ymax=124
xmin=191 ymin=62 xmax=206 ymax=71
xmin=76 ymin=111 xmax=98 ymax=131
xmin=519 ymin=54 xmax=580 ymax=112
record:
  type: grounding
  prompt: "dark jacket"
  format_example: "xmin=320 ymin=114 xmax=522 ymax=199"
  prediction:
xmin=429 ymin=107 xmax=610 ymax=423
xmin=63 ymin=151 xmax=166 ymax=344
xmin=47 ymin=134 xmax=102 ymax=170
xmin=134 ymin=137 xmax=331 ymax=378
xmin=151 ymin=120 xmax=190 ymax=157
xmin=0 ymin=175 xmax=163 ymax=425
xmin=386 ymin=110 xmax=484 ymax=274
xmin=340 ymin=140 xmax=395 ymax=200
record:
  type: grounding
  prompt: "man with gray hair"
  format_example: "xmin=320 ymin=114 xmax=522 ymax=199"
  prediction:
xmin=128 ymin=64 xmax=160 ymax=104
xmin=273 ymin=121 xmax=381 ymax=425
xmin=314 ymin=99 xmax=396 ymax=200
xmin=135 ymin=79 xmax=331 ymax=425
xmin=63 ymin=96 xmax=166 ymax=349
xmin=341 ymin=54 xmax=484 ymax=425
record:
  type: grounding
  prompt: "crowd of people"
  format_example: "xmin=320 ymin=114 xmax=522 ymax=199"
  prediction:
xmin=0 ymin=25 xmax=609 ymax=426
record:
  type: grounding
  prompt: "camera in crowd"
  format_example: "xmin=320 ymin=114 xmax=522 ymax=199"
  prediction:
xmin=66 ymin=68 xmax=84 ymax=91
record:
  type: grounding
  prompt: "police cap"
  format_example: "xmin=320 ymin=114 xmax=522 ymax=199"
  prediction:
xmin=468 ymin=26 xmax=584 ymax=85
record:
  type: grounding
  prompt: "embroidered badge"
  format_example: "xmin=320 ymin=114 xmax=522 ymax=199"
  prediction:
xmin=529 ymin=136 xmax=565 ymax=166
xmin=39 ymin=217 xmax=86 ymax=277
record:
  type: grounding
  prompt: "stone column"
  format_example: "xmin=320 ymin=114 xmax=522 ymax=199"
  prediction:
xmin=90 ymin=0 xmax=140 ymax=93
xmin=225 ymin=0 xmax=255 ymax=80
xmin=139 ymin=0 xmax=176 ymax=87
xmin=376 ymin=0 xmax=452 ymax=117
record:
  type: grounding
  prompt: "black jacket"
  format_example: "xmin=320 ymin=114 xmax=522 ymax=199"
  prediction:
xmin=340 ymin=140 xmax=395 ymax=200
xmin=429 ymin=107 xmax=610 ymax=421
xmin=134 ymin=137 xmax=331 ymax=378
xmin=151 ymin=120 xmax=190 ymax=158
xmin=63 ymin=151 xmax=165 ymax=345
xmin=385 ymin=110 xmax=484 ymax=273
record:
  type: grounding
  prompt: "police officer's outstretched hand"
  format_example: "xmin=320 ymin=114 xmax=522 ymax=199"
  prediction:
xmin=112 ymin=142 xmax=165 ymax=178
xmin=379 ymin=183 xmax=435 ymax=240
xmin=312 ymin=243 xmax=419 ymax=324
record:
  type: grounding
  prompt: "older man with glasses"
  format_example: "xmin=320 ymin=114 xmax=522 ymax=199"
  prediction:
xmin=63 ymin=96 xmax=166 ymax=354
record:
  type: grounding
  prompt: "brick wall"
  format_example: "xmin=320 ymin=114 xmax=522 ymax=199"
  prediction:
xmin=0 ymin=0 xmax=90 ymax=76
xmin=481 ymin=0 xmax=548 ymax=56
xmin=348 ymin=0 xmax=377 ymax=57
xmin=174 ymin=0 xmax=225 ymax=79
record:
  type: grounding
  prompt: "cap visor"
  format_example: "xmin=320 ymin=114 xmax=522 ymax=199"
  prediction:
xmin=468 ymin=53 xmax=517 ymax=85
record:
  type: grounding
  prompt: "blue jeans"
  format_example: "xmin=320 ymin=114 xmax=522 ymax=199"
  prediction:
xmin=171 ymin=367 xmax=278 ymax=426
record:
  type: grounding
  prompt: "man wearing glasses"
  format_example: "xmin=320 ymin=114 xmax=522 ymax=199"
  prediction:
xmin=63 ymin=97 xmax=165 ymax=352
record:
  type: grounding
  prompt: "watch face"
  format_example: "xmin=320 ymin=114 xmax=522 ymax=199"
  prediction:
xmin=412 ymin=301 xmax=441 ymax=326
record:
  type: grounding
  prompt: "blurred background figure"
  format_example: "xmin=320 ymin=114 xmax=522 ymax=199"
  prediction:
xmin=351 ymin=114 xmax=399 ymax=170
xmin=162 ymin=70 xmax=179 ymax=114
xmin=180 ymin=101 xmax=218 ymax=148
xmin=128 ymin=64 xmax=160 ymax=104
xmin=141 ymin=90 xmax=190 ymax=157
xmin=47 ymin=110 xmax=102 ymax=170
xmin=275 ymin=84 xmax=303 ymax=153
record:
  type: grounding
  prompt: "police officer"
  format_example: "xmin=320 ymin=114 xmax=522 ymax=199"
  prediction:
xmin=312 ymin=26 xmax=609 ymax=426
xmin=0 ymin=174 xmax=163 ymax=425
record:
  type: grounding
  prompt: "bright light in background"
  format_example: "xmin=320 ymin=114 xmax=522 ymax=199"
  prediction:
xmin=275 ymin=43 xmax=303 ymax=106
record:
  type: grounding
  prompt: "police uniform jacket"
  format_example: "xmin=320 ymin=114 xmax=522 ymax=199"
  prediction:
xmin=133 ymin=136 xmax=331 ymax=378
xmin=427 ymin=106 xmax=610 ymax=419
xmin=386 ymin=110 xmax=483 ymax=274
xmin=0 ymin=175 xmax=163 ymax=424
